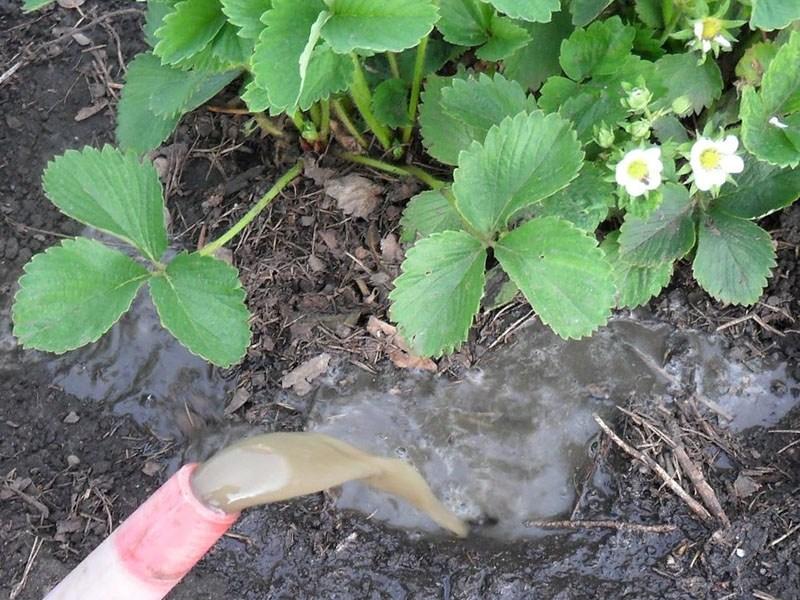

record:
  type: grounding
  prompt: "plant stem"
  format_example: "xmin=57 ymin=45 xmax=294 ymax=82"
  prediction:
xmin=253 ymin=112 xmax=284 ymax=138
xmin=332 ymin=99 xmax=368 ymax=149
xmin=319 ymin=98 xmax=330 ymax=142
xmin=349 ymin=53 xmax=392 ymax=151
xmin=309 ymin=102 xmax=322 ymax=128
xmin=402 ymin=34 xmax=428 ymax=145
xmin=387 ymin=52 xmax=401 ymax=79
xmin=199 ymin=161 xmax=303 ymax=256
xmin=339 ymin=152 xmax=445 ymax=190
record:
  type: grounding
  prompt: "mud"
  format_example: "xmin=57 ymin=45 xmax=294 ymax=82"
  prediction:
xmin=1 ymin=3 xmax=799 ymax=600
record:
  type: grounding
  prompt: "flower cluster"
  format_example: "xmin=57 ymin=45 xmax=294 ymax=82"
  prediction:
xmin=615 ymin=135 xmax=744 ymax=198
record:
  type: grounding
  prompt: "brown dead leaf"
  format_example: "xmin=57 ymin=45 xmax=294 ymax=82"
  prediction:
xmin=225 ymin=387 xmax=251 ymax=415
xmin=366 ymin=316 xmax=436 ymax=372
xmin=733 ymin=473 xmax=761 ymax=498
xmin=381 ymin=233 xmax=404 ymax=263
xmin=74 ymin=100 xmax=108 ymax=122
xmin=329 ymin=120 xmax=361 ymax=152
xmin=141 ymin=461 xmax=162 ymax=477
xmin=303 ymin=156 xmax=335 ymax=186
xmin=281 ymin=353 xmax=331 ymax=396
xmin=325 ymin=174 xmax=383 ymax=219
xmin=308 ymin=255 xmax=326 ymax=273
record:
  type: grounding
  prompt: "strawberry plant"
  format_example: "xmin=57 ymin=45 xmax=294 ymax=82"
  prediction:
xmin=15 ymin=0 xmax=800 ymax=363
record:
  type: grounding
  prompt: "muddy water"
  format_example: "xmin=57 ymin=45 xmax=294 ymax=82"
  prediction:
xmin=309 ymin=319 xmax=798 ymax=539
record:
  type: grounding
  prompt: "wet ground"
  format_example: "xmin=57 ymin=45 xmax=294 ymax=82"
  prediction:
xmin=2 ymin=2 xmax=800 ymax=599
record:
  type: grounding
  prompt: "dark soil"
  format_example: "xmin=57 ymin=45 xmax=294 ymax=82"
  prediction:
xmin=1 ymin=2 xmax=799 ymax=599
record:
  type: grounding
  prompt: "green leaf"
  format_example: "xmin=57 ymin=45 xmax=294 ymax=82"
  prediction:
xmin=23 ymin=0 xmax=55 ymax=12
xmin=714 ymin=156 xmax=800 ymax=220
xmin=145 ymin=1 xmax=180 ymax=48
xmin=569 ymin=0 xmax=613 ymax=27
xmin=634 ymin=0 xmax=662 ymax=29
xmin=440 ymin=73 xmax=537 ymax=141
xmin=741 ymin=31 xmax=800 ymax=168
xmin=494 ymin=217 xmax=614 ymax=338
xmin=452 ymin=111 xmax=583 ymax=236
xmin=477 ymin=15 xmax=532 ymax=61
xmin=12 ymin=238 xmax=150 ymax=352
xmin=693 ymin=209 xmax=776 ymax=306
xmin=484 ymin=0 xmax=560 ymax=23
xmin=533 ymin=163 xmax=612 ymax=231
xmin=419 ymin=75 xmax=473 ymax=165
xmin=42 ymin=146 xmax=168 ymax=263
xmin=389 ymin=231 xmax=487 ymax=357
xmin=504 ymin=10 xmax=573 ymax=91
xmin=750 ymin=0 xmax=800 ymax=31
xmin=149 ymin=253 xmax=251 ymax=367
xmin=372 ymin=78 xmax=412 ymax=128
xmin=252 ymin=0 xmax=352 ymax=113
xmin=240 ymin=78 xmax=271 ymax=112
xmin=736 ymin=41 xmax=778 ymax=87
xmin=117 ymin=54 xmax=181 ymax=153
xmin=128 ymin=52 xmax=241 ymax=118
xmin=399 ymin=190 xmax=464 ymax=242
xmin=220 ymin=0 xmax=272 ymax=39
xmin=618 ymin=183 xmax=696 ymax=267
xmin=321 ymin=0 xmax=439 ymax=53
xmin=559 ymin=16 xmax=636 ymax=81
xmin=436 ymin=0 xmax=493 ymax=46
xmin=654 ymin=53 xmax=723 ymax=114
xmin=601 ymin=232 xmax=672 ymax=309
xmin=154 ymin=0 xmax=227 ymax=65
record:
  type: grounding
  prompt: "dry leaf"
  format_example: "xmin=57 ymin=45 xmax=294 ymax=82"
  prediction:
xmin=329 ymin=120 xmax=361 ymax=153
xmin=325 ymin=174 xmax=382 ymax=219
xmin=366 ymin=316 xmax=436 ymax=372
xmin=63 ymin=411 xmax=80 ymax=424
xmin=308 ymin=255 xmax=326 ymax=273
xmin=303 ymin=156 xmax=335 ymax=186
xmin=141 ymin=462 xmax=162 ymax=477
xmin=381 ymin=233 xmax=403 ymax=263
xmin=71 ymin=32 xmax=91 ymax=46
xmin=58 ymin=0 xmax=86 ymax=7
xmin=74 ymin=100 xmax=108 ymax=122
xmin=733 ymin=473 xmax=761 ymax=498
xmin=225 ymin=387 xmax=251 ymax=415
xmin=281 ymin=353 xmax=331 ymax=396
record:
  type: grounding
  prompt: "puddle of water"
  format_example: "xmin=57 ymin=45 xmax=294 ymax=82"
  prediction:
xmin=0 ymin=233 xmax=235 ymax=438
xmin=309 ymin=320 xmax=673 ymax=538
xmin=308 ymin=319 xmax=798 ymax=539
xmin=46 ymin=290 xmax=234 ymax=437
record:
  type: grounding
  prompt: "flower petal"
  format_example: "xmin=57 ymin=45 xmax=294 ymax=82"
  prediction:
xmin=720 ymin=135 xmax=739 ymax=154
xmin=626 ymin=180 xmax=648 ymax=197
xmin=722 ymin=154 xmax=744 ymax=174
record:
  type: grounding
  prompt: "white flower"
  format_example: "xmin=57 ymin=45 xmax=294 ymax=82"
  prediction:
xmin=690 ymin=135 xmax=744 ymax=191
xmin=615 ymin=148 xmax=663 ymax=197
xmin=693 ymin=18 xmax=731 ymax=54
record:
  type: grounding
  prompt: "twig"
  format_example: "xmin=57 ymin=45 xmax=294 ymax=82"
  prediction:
xmin=10 ymin=537 xmax=42 ymax=600
xmin=3 ymin=485 xmax=50 ymax=518
xmin=671 ymin=443 xmax=730 ymax=527
xmin=593 ymin=415 xmax=713 ymax=521
xmin=769 ymin=522 xmax=800 ymax=547
xmin=524 ymin=519 xmax=677 ymax=534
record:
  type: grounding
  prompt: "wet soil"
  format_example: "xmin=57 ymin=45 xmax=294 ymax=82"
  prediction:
xmin=2 ymin=3 xmax=799 ymax=599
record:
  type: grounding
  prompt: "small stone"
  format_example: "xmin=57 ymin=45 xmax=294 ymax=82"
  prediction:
xmin=63 ymin=411 xmax=80 ymax=424
xmin=141 ymin=462 xmax=162 ymax=477
xmin=67 ymin=454 xmax=81 ymax=467
xmin=735 ymin=548 xmax=746 ymax=558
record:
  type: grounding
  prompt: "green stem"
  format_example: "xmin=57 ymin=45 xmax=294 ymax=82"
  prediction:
xmin=387 ymin=52 xmax=401 ymax=79
xmin=402 ymin=34 xmax=428 ymax=145
xmin=291 ymin=110 xmax=318 ymax=141
xmin=309 ymin=102 xmax=322 ymax=128
xmin=319 ymin=99 xmax=330 ymax=143
xmin=332 ymin=99 xmax=368 ymax=149
xmin=253 ymin=113 xmax=284 ymax=138
xmin=199 ymin=161 xmax=303 ymax=256
xmin=349 ymin=53 xmax=392 ymax=151
xmin=339 ymin=152 xmax=445 ymax=190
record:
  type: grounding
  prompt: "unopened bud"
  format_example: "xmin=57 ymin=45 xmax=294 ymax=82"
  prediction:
xmin=671 ymin=96 xmax=693 ymax=116
xmin=594 ymin=123 xmax=615 ymax=148
xmin=624 ymin=86 xmax=652 ymax=113
xmin=628 ymin=119 xmax=651 ymax=139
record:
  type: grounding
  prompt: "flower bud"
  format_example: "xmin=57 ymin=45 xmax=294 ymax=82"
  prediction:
xmin=624 ymin=86 xmax=652 ymax=113
xmin=627 ymin=119 xmax=651 ymax=140
xmin=593 ymin=123 xmax=615 ymax=148
xmin=671 ymin=96 xmax=693 ymax=116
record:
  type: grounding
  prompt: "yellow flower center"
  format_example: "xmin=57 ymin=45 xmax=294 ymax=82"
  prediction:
xmin=701 ymin=18 xmax=722 ymax=40
xmin=699 ymin=148 xmax=721 ymax=170
xmin=627 ymin=159 xmax=649 ymax=181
